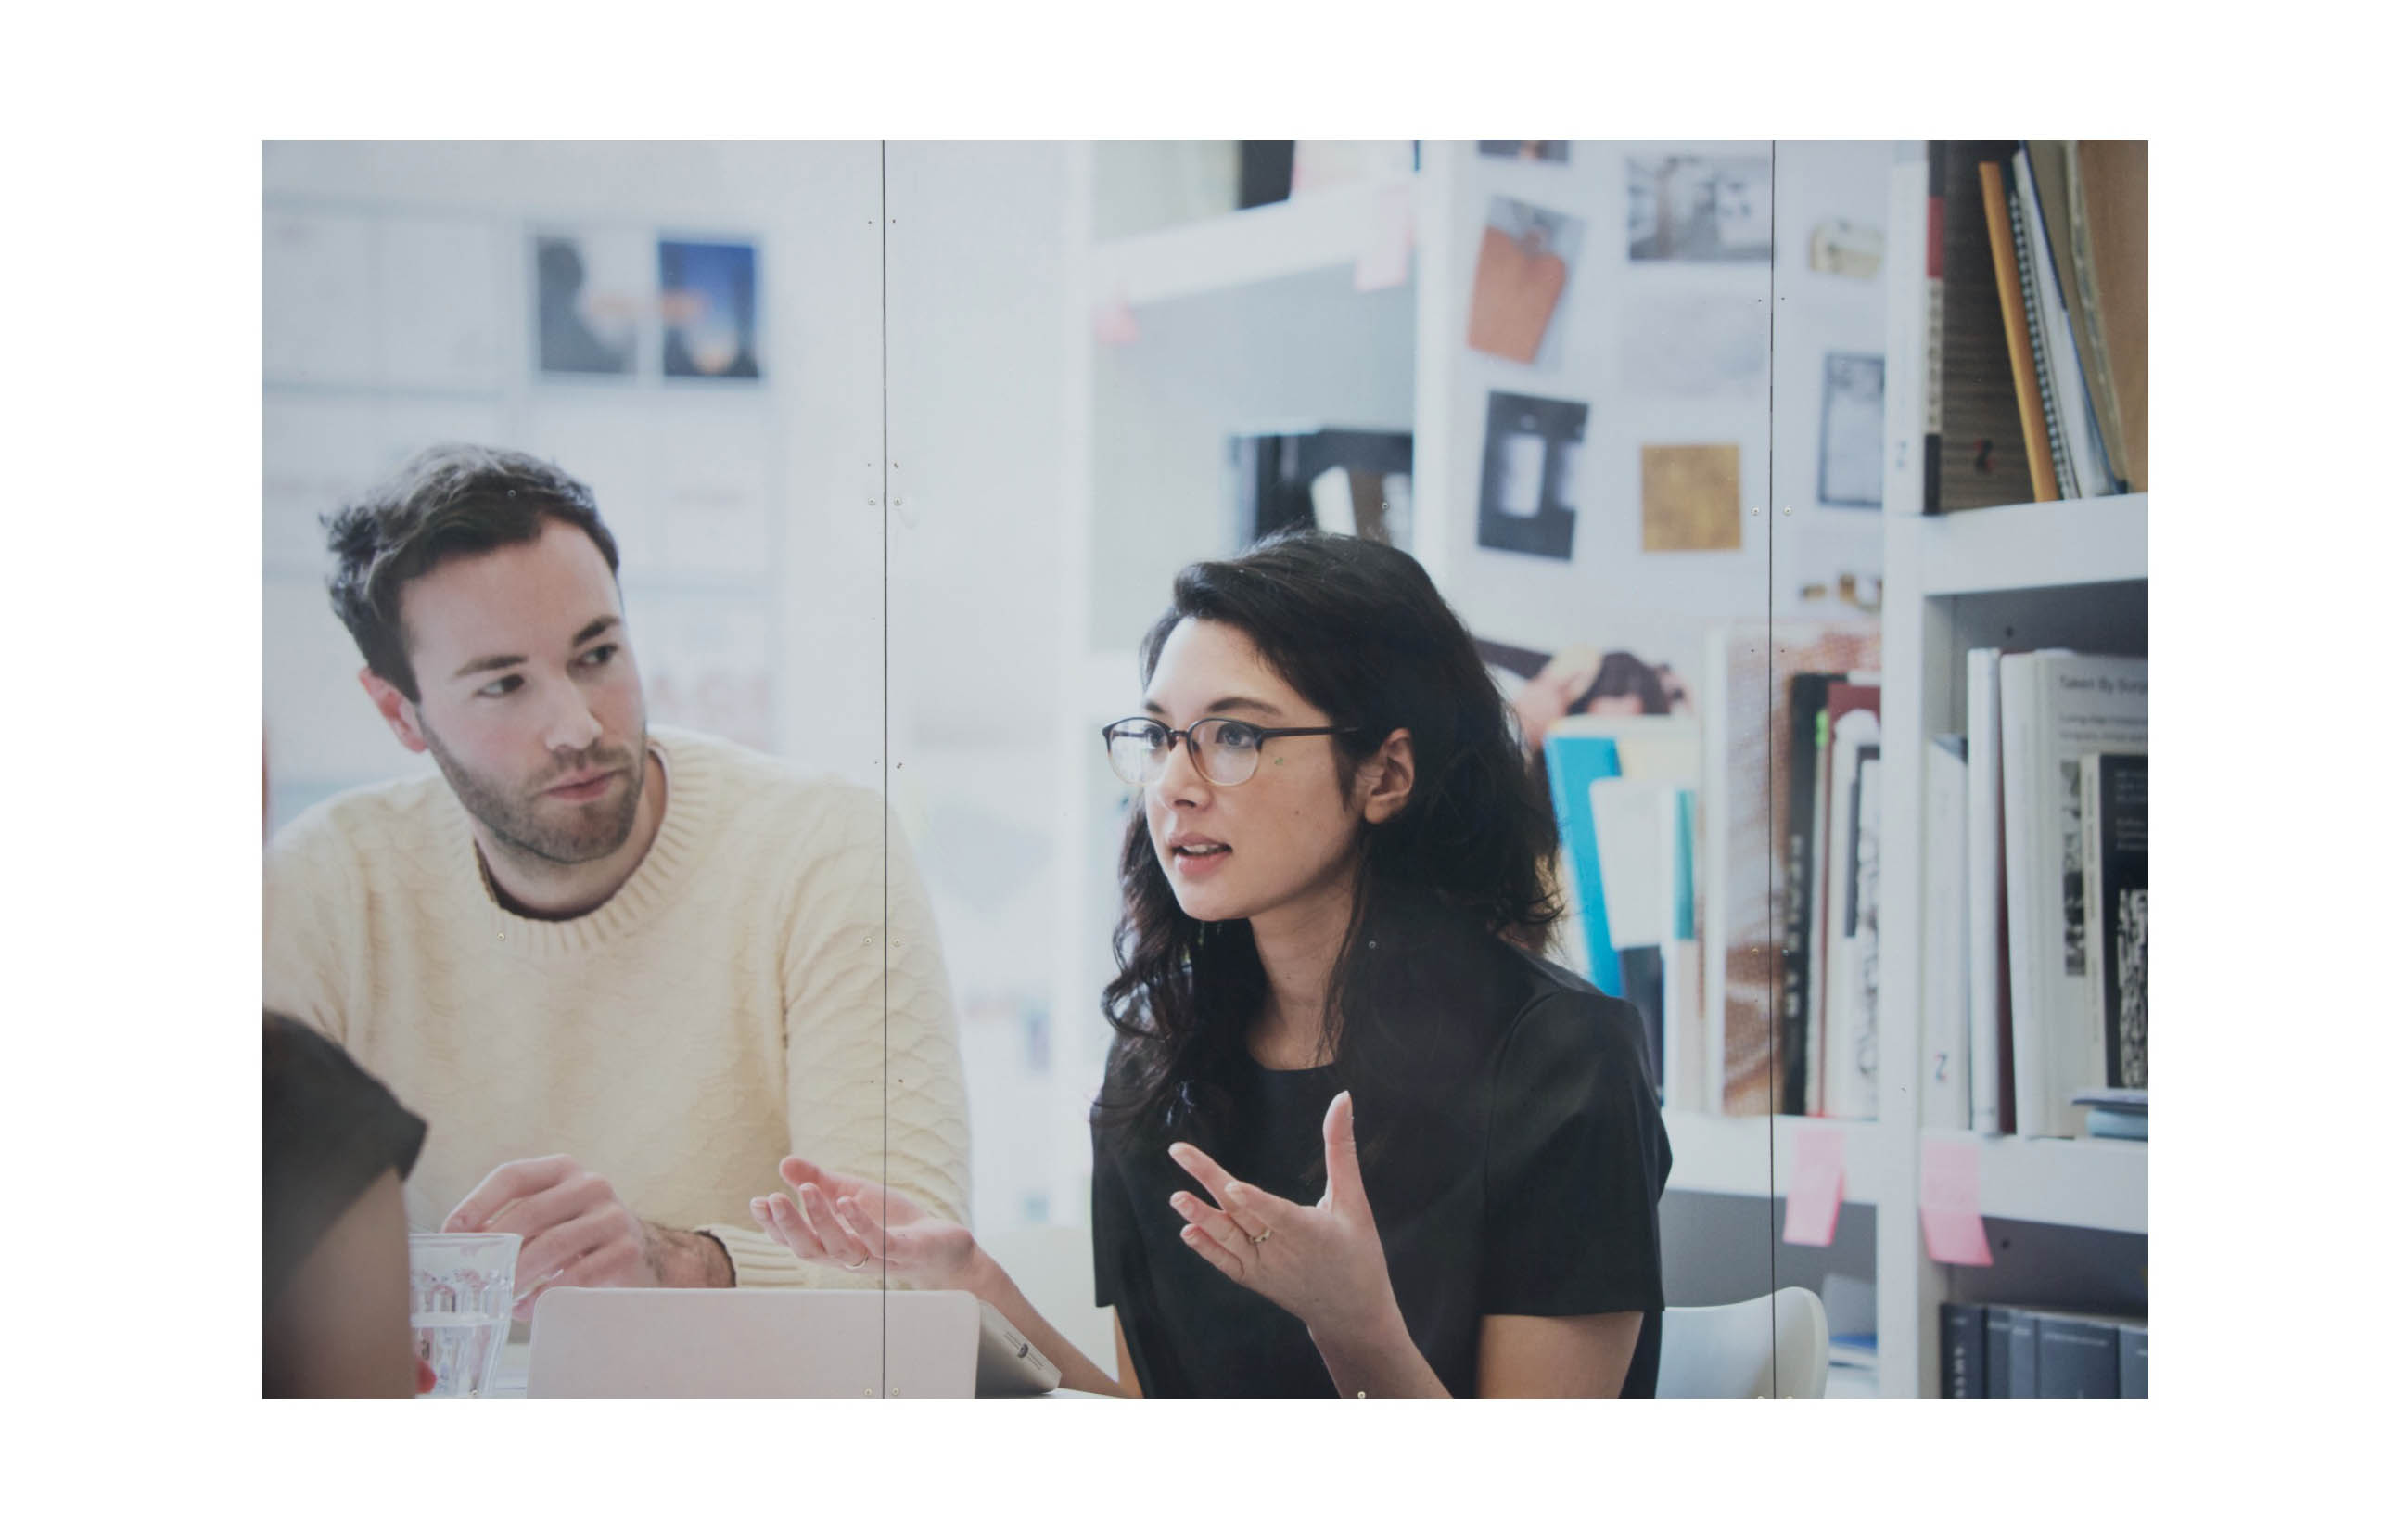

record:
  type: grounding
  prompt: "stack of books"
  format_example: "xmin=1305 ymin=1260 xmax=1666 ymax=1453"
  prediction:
xmin=1942 ymin=1302 xmax=2147 ymax=1398
xmin=1922 ymin=649 xmax=2147 ymax=1138
xmin=1886 ymin=141 xmax=2147 ymax=513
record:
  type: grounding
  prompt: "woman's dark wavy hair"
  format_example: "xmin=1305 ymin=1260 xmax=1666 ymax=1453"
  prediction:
xmin=1094 ymin=530 xmax=1561 ymax=1156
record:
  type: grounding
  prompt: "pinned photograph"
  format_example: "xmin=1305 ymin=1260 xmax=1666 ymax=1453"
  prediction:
xmin=1467 ymin=197 xmax=1584 ymax=367
xmin=534 ymin=229 xmax=649 ymax=377
xmin=659 ymin=238 xmax=762 ymax=380
xmin=1477 ymin=141 xmax=1571 ymax=163
xmin=1626 ymin=155 xmax=1774 ymax=262
xmin=1817 ymin=352 xmax=1885 ymax=508
xmin=1640 ymin=443 xmax=1742 ymax=552
xmin=1477 ymin=390 xmax=1586 ymax=560
xmin=1808 ymin=219 xmax=1885 ymax=280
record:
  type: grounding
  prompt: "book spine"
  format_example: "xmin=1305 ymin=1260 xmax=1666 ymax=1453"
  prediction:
xmin=2016 ymin=146 xmax=2109 ymax=499
xmin=1922 ymin=736 xmax=1972 ymax=1131
xmin=2036 ymin=1315 xmax=2121 ymax=1398
xmin=2081 ymin=754 xmax=2111 ymax=1111
xmin=1976 ymin=159 xmax=2061 ymax=502
xmin=1777 ymin=674 xmax=1832 ymax=1118
xmin=1941 ymin=1302 xmax=1987 ymax=1398
xmin=2119 ymin=1324 xmax=2148 ymax=1398
xmin=1924 ymin=145 xmax=1945 ymax=513
xmin=1998 ymin=653 xmax=2051 ymax=1137
xmin=1848 ymin=755 xmax=1881 ymax=1120
xmin=2100 ymin=754 xmax=2149 ymax=1090
xmin=2003 ymin=161 xmax=2075 ymax=498
xmin=2008 ymin=1308 xmax=2039 ymax=1398
xmin=1805 ymin=706 xmax=1838 ymax=1117
xmin=1983 ymin=1306 xmax=2016 ymax=1398
xmin=1966 ymin=650 xmax=2010 ymax=1135
xmin=2065 ymin=145 xmax=2134 ymax=492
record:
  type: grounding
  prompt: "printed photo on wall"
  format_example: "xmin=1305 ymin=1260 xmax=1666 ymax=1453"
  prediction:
xmin=1467 ymin=197 xmax=1584 ymax=367
xmin=1477 ymin=141 xmax=1571 ymax=163
xmin=1640 ymin=443 xmax=1742 ymax=552
xmin=1817 ymin=352 xmax=1886 ymax=508
xmin=534 ymin=229 xmax=650 ymax=377
xmin=659 ymin=238 xmax=761 ymax=380
xmin=1626 ymin=154 xmax=1774 ymax=262
xmin=1477 ymin=391 xmax=1586 ymax=560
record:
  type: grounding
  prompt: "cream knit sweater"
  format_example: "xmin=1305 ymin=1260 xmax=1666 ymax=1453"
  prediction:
xmin=263 ymin=726 xmax=971 ymax=1289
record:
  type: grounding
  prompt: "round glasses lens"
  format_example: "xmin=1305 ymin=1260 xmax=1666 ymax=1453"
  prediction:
xmin=1196 ymin=720 xmax=1261 ymax=785
xmin=1105 ymin=723 xmax=1168 ymax=785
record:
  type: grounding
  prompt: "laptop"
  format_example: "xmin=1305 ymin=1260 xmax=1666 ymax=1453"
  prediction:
xmin=525 ymin=1287 xmax=1061 ymax=1398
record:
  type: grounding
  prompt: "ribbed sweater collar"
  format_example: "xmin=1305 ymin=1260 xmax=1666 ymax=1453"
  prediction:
xmin=445 ymin=727 xmax=720 ymax=960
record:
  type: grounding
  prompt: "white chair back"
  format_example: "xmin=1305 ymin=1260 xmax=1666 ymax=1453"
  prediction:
xmin=1656 ymin=1286 xmax=1830 ymax=1398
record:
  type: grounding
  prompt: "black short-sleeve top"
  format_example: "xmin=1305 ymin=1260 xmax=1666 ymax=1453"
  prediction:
xmin=1090 ymin=915 xmax=1673 ymax=1398
xmin=264 ymin=1013 xmax=427 ymax=1312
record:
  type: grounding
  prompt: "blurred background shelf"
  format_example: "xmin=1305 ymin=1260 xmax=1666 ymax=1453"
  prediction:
xmin=1664 ymin=1111 xmax=1892 ymax=1205
xmin=1926 ymin=1130 xmax=2148 ymax=1234
xmin=1088 ymin=173 xmax=1417 ymax=307
xmin=1905 ymin=492 xmax=2147 ymax=595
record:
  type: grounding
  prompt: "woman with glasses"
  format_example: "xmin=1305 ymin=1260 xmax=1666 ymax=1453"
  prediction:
xmin=752 ymin=531 xmax=1670 ymax=1397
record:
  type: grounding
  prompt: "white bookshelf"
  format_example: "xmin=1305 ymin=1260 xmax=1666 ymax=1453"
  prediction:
xmin=1878 ymin=490 xmax=2150 ymax=1396
xmin=1665 ymin=1111 xmax=1895 ymax=1206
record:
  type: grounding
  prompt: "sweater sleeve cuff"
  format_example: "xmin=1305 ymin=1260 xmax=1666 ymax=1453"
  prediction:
xmin=702 ymin=1223 xmax=885 ymax=1291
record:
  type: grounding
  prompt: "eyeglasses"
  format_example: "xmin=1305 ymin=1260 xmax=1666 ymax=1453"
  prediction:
xmin=1100 ymin=716 xmax=1357 ymax=787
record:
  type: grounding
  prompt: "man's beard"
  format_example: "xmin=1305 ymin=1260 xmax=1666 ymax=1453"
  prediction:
xmin=422 ymin=723 xmax=647 ymax=868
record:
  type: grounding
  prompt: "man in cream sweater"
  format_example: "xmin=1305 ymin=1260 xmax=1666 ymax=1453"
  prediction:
xmin=265 ymin=444 xmax=968 ymax=1311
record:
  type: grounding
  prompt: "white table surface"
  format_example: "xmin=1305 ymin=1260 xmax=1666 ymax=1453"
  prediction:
xmin=476 ymin=1340 xmax=1106 ymax=1400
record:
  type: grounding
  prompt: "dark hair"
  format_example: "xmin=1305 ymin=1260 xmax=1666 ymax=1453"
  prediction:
xmin=1095 ymin=530 xmax=1561 ymax=1151
xmin=323 ymin=443 xmax=620 ymax=702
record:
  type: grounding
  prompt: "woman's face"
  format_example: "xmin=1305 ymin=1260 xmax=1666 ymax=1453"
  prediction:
xmin=1140 ymin=618 xmax=1372 ymax=931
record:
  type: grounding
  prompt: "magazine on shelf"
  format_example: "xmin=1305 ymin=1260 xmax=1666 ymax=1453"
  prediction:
xmin=2000 ymin=652 xmax=2147 ymax=1139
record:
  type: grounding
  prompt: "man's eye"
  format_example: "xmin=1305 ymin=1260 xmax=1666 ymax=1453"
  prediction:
xmin=478 ymin=675 xmax=523 ymax=698
xmin=580 ymin=643 xmax=619 ymax=668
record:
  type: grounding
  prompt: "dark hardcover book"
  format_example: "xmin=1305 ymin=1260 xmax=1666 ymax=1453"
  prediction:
xmin=2036 ymin=1313 xmax=2121 ymax=1398
xmin=1778 ymin=672 xmax=1841 ymax=1115
xmin=1921 ymin=147 xmax=1944 ymax=513
xmin=1984 ymin=1306 xmax=2017 ymax=1398
xmin=1936 ymin=141 xmax=2035 ymax=511
xmin=2120 ymin=1323 xmax=2148 ymax=1398
xmin=1942 ymin=1303 xmax=1987 ymax=1398
xmin=2007 ymin=1308 xmax=2039 ymax=1398
xmin=2096 ymin=753 xmax=2148 ymax=1089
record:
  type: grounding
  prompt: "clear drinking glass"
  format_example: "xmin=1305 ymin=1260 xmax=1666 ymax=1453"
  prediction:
xmin=408 ymin=1232 xmax=519 ymax=1398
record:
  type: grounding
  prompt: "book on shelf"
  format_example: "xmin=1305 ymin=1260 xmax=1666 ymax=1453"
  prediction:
xmin=1541 ymin=716 xmax=1703 ymax=1108
xmin=2012 ymin=146 xmax=2118 ymax=500
xmin=1704 ymin=624 xmax=1882 ymax=1115
xmin=1934 ymin=140 xmax=2037 ymax=511
xmin=2086 ymin=1106 xmax=2147 ymax=1140
xmin=2068 ymin=141 xmax=2148 ymax=492
xmin=1922 ymin=735 xmax=1972 ymax=1132
xmin=1817 ymin=685 xmax=1881 ymax=1120
xmin=1893 ymin=141 xmax=2145 ymax=512
xmin=2080 ymin=751 xmax=2149 ymax=1094
xmin=1966 ymin=647 xmax=2015 ymax=1135
xmin=1976 ymin=159 xmax=2062 ymax=503
xmin=1963 ymin=1305 xmax=2146 ymax=1398
xmin=1940 ymin=1302 xmax=1987 ymax=1398
xmin=2001 ymin=653 xmax=2147 ymax=1139
xmin=1779 ymin=672 xmax=1842 ymax=1117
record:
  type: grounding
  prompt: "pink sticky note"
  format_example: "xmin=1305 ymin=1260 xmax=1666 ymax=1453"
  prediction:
xmin=1093 ymin=297 xmax=1139 ymax=347
xmin=1782 ymin=1124 xmax=1847 ymax=1247
xmin=1354 ymin=185 xmax=1414 ymax=293
xmin=1919 ymin=1138 xmax=1995 ymax=1266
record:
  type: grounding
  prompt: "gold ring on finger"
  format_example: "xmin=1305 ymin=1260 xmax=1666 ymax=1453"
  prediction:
xmin=1249 ymin=1227 xmax=1272 ymax=1246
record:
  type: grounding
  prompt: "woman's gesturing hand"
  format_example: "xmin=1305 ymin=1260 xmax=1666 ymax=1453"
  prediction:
xmin=1166 ymin=1090 xmax=1403 ymax=1349
xmin=751 ymin=1155 xmax=977 ymax=1291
